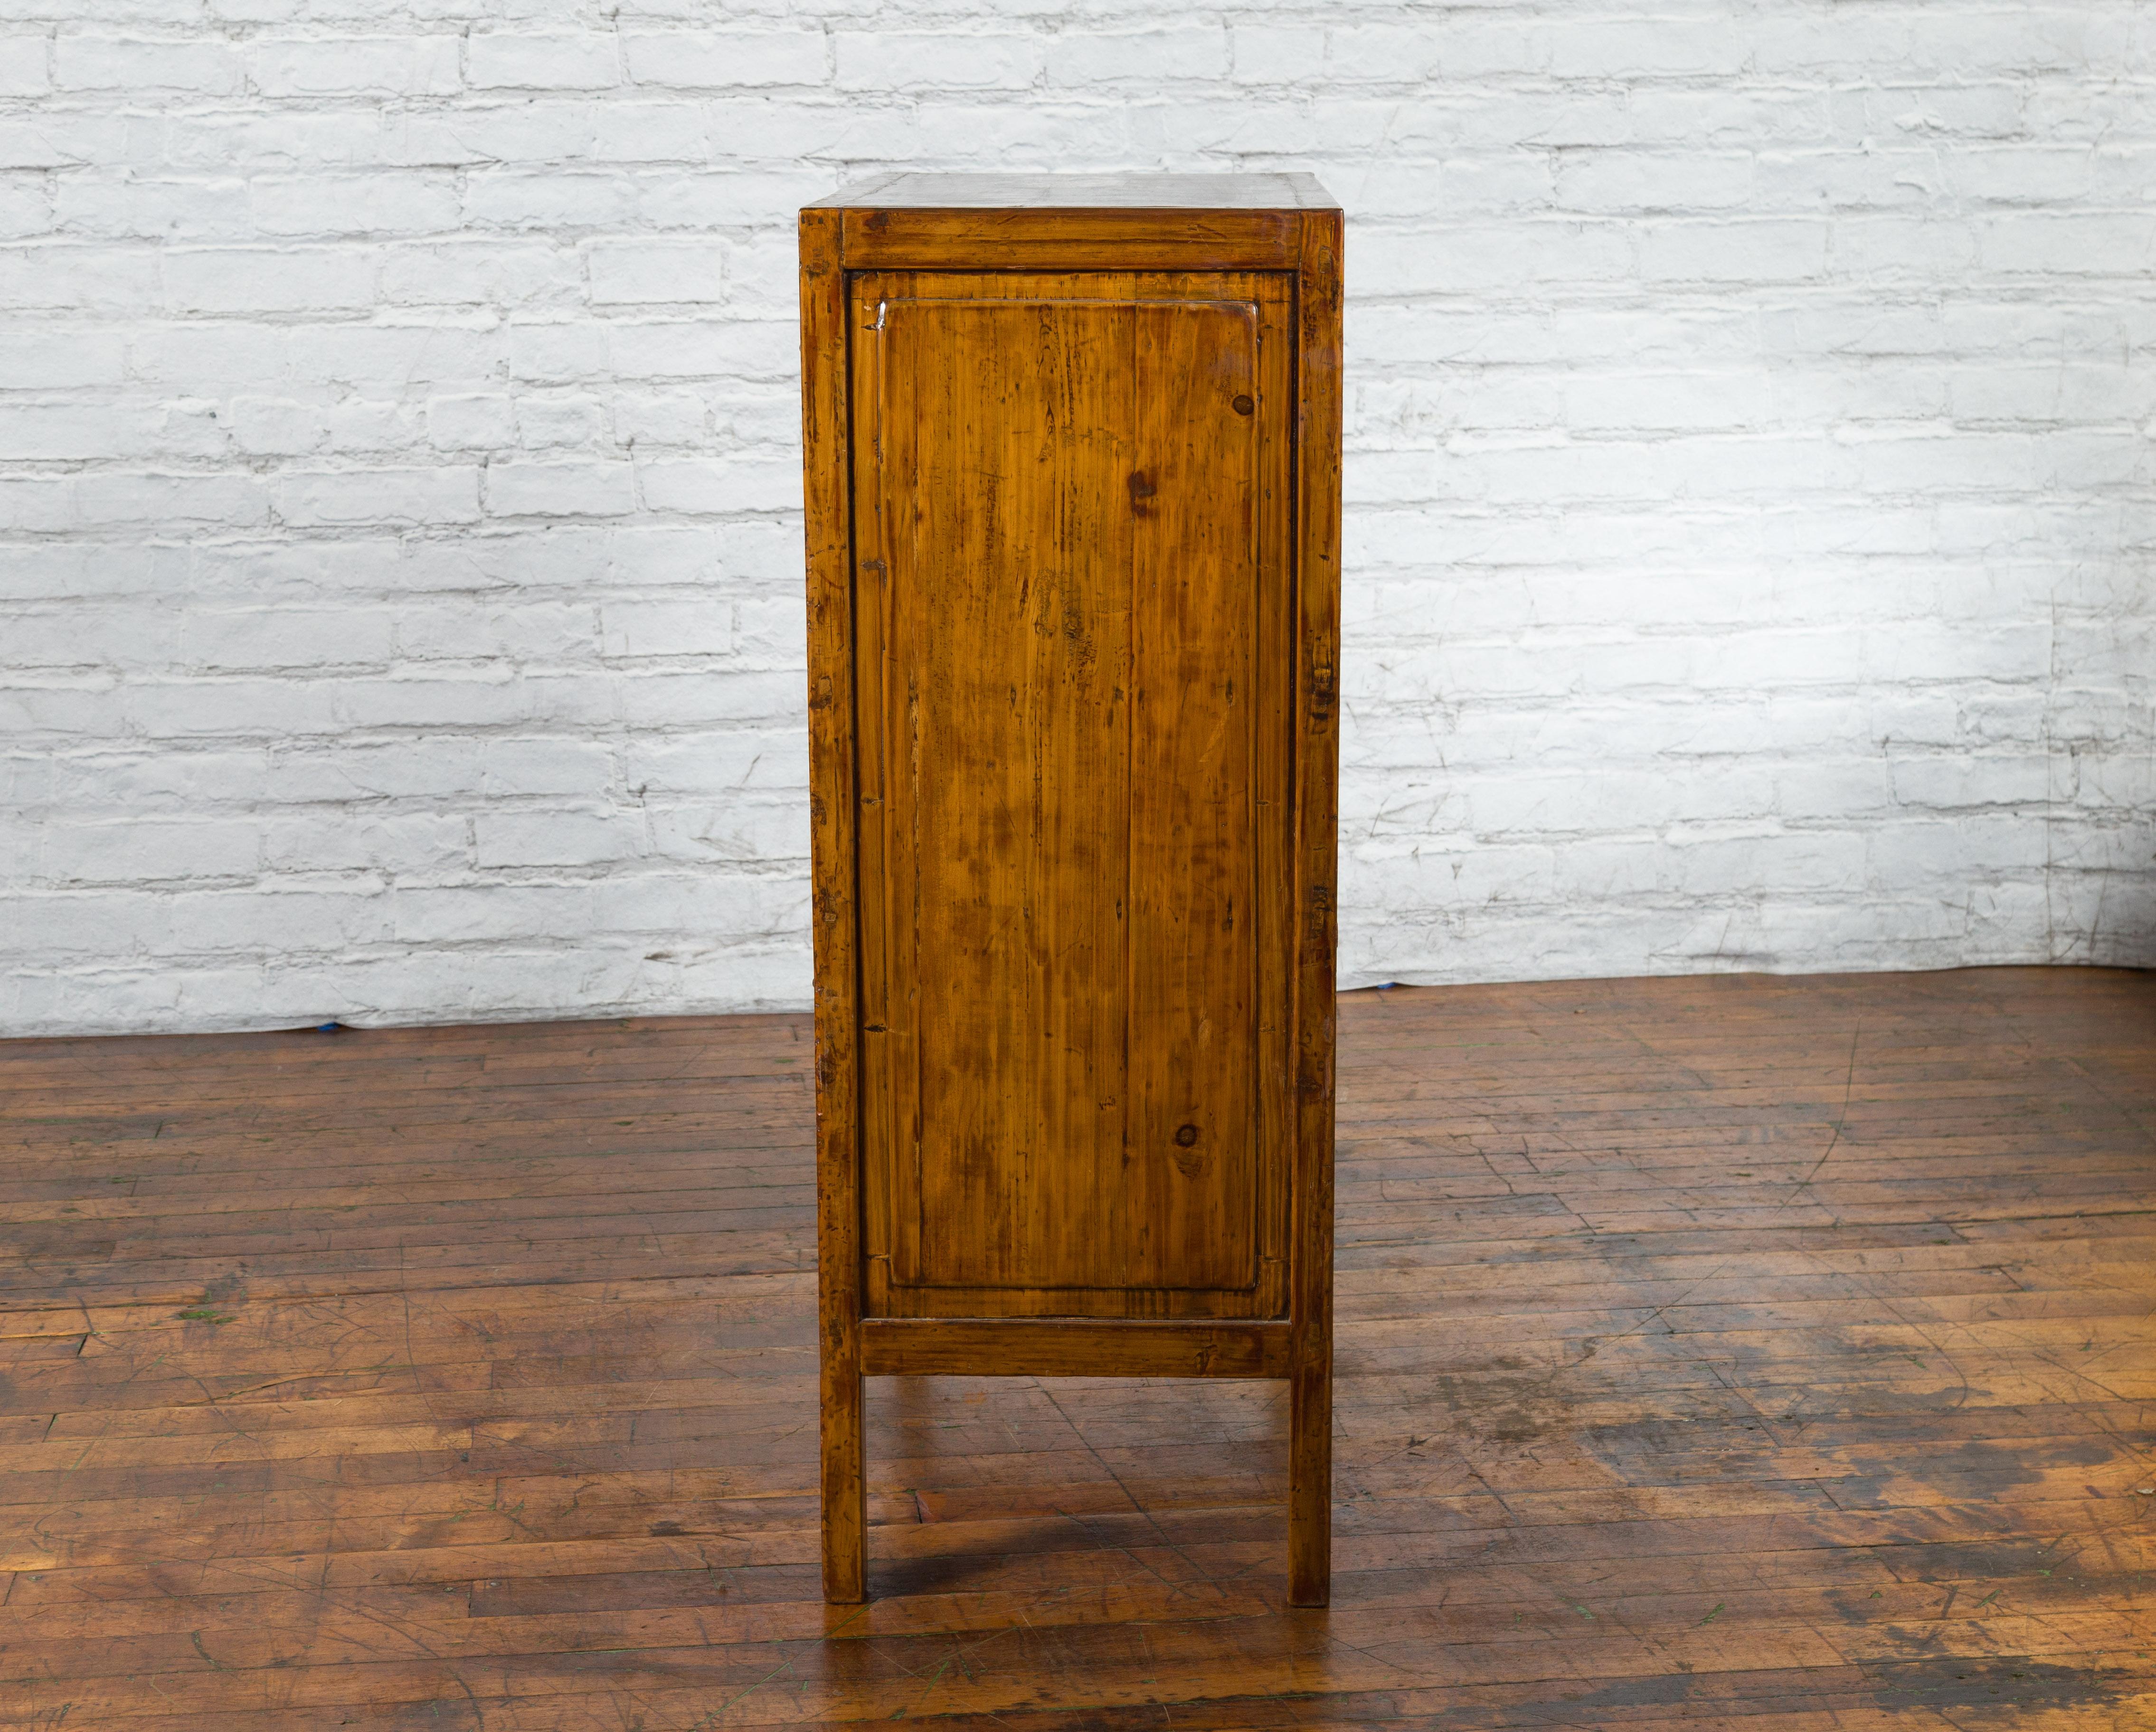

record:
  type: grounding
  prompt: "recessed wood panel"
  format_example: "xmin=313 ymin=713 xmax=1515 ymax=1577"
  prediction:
xmin=849 ymin=272 xmax=1292 ymax=1317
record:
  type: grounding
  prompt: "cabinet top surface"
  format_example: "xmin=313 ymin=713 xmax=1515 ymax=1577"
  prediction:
xmin=806 ymin=172 xmax=1339 ymax=212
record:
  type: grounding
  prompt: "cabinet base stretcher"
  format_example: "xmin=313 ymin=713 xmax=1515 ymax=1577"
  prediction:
xmin=819 ymin=1317 xmax=1333 ymax=1607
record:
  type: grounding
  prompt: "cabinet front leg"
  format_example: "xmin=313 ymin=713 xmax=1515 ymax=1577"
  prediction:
xmin=1287 ymin=1344 xmax=1331 ymax=1606
xmin=821 ymin=1344 xmax=865 ymax=1602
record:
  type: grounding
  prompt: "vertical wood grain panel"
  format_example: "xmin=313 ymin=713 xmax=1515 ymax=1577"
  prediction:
xmin=1252 ymin=276 xmax=1296 ymax=1320
xmin=893 ymin=294 xmax=1135 ymax=1292
xmin=1123 ymin=298 xmax=1260 ymax=1290
xmin=858 ymin=275 xmax=1284 ymax=1310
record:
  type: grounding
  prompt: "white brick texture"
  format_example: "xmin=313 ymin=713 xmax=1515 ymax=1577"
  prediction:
xmin=2 ymin=2 xmax=2152 ymax=1036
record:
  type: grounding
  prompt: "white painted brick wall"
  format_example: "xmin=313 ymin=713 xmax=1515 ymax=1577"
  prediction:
xmin=2 ymin=2 xmax=2151 ymax=1037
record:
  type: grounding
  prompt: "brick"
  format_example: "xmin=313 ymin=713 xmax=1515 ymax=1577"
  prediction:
xmin=484 ymin=460 xmax=636 ymax=518
xmin=1555 ymin=151 xmax=1753 ymax=213
xmin=10 ymin=892 xmax=171 ymax=954
xmin=69 ymin=471 xmax=271 ymax=530
xmin=646 ymin=801 xmax=810 ymax=867
xmin=832 ymin=32 xmax=1041 ymax=91
xmin=514 ymin=393 xmax=606 ymax=448
xmin=427 ymin=393 xmax=516 ymax=450
xmin=612 ymin=389 xmax=708 ymax=446
xmin=43 ymin=819 xmax=259 ymax=885
xmin=249 ymin=173 xmax=463 ymax=239
xmin=600 ymin=597 xmax=733 ymax=659
xmin=261 ymin=812 xmax=470 ymax=876
xmin=589 ymin=870 xmax=806 ymax=933
xmin=621 ymin=729 xmax=804 ymax=794
xmin=636 ymin=170 xmax=826 ymax=230
xmin=614 ymin=668 xmax=802 ymax=728
xmin=585 ymin=237 xmax=728 ymax=304
xmin=480 ymin=738 xmax=614 ymax=797
xmin=276 ymin=467 xmax=482 ymax=527
xmin=585 ymin=102 xmax=711 ymax=164
xmin=0 ymin=176 xmax=47 ymax=245
xmin=179 ymin=607 xmax=396 ymax=672
xmin=1342 ymin=23 xmax=1548 ymax=80
xmin=300 ymin=322 xmax=503 ymax=387
xmin=1977 ymin=212 xmax=2156 ymax=276
xmin=1229 ymin=26 xmax=1324 ymax=85
xmin=0 ymin=115 xmax=128 ymax=171
xmin=1361 ymin=222 xmax=1633 ymax=294
xmin=56 ymin=175 xmax=254 ymax=242
xmin=606 ymin=318 xmax=791 ymax=380
xmin=1550 ymin=20 xmax=1748 ymax=78
xmin=56 ymin=35 xmax=240 ymax=93
xmin=732 ymin=596 xmax=805 ymax=662
xmin=474 ymin=808 xmax=639 ymax=868
xmin=621 ymin=30 xmax=826 ymax=88
xmin=1639 ymin=219 xmax=1830 ymax=284
xmin=390 ymin=883 xmax=594 ymax=944
xmin=0 ymin=243 xmax=160 ymax=311
xmin=0 ymin=33 xmax=46 ymax=95
xmin=1045 ymin=29 xmax=1224 ymax=85
xmin=163 ymin=246 xmax=376 ymax=313
xmin=389 ymin=601 xmax=595 ymax=663
xmin=379 ymin=241 xmax=583 ymax=309
xmin=464 ymin=171 xmax=638 ymax=232
xmin=212 ymin=389 xmax=348 ymax=459
xmin=246 ymin=35 xmax=462 ymax=97
xmin=636 ymin=455 xmax=796 ymax=515
xmin=467 ymin=30 xmax=620 ymax=91
xmin=0 ymin=400 xmax=182 ymax=461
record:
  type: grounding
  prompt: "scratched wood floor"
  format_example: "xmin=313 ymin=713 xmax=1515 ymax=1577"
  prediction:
xmin=2 ymin=967 xmax=2153 ymax=1731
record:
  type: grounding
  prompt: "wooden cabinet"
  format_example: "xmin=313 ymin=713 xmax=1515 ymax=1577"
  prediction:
xmin=798 ymin=175 xmax=1342 ymax=1606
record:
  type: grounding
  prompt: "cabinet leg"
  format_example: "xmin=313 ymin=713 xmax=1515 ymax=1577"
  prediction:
xmin=821 ymin=1356 xmax=865 ymax=1602
xmin=1287 ymin=1348 xmax=1331 ymax=1607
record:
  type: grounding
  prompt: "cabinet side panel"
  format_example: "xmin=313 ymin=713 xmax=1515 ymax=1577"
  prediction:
xmin=1121 ymin=300 xmax=1261 ymax=1290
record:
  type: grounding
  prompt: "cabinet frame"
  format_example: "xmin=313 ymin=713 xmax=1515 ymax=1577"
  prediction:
xmin=798 ymin=177 xmax=1342 ymax=1607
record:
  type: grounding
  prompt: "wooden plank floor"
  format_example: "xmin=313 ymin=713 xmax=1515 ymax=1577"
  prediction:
xmin=2 ymin=967 xmax=2153 ymax=1731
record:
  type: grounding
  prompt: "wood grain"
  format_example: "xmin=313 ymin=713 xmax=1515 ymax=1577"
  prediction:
xmin=860 ymin=1319 xmax=1290 ymax=1379
xmin=849 ymin=270 xmax=1289 ymax=1315
xmin=3 ymin=966 xmax=2152 ymax=1726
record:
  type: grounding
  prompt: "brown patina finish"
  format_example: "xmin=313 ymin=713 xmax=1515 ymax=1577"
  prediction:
xmin=799 ymin=174 xmax=1346 ymax=1606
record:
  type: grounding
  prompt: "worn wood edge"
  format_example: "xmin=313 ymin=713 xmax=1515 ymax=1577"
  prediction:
xmin=800 ymin=206 xmax=867 ymax=1606
xmin=860 ymin=1318 xmax=1292 ymax=1379
xmin=1287 ymin=207 xmax=1344 ymax=1610
xmin=838 ymin=208 xmax=1301 ymax=271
